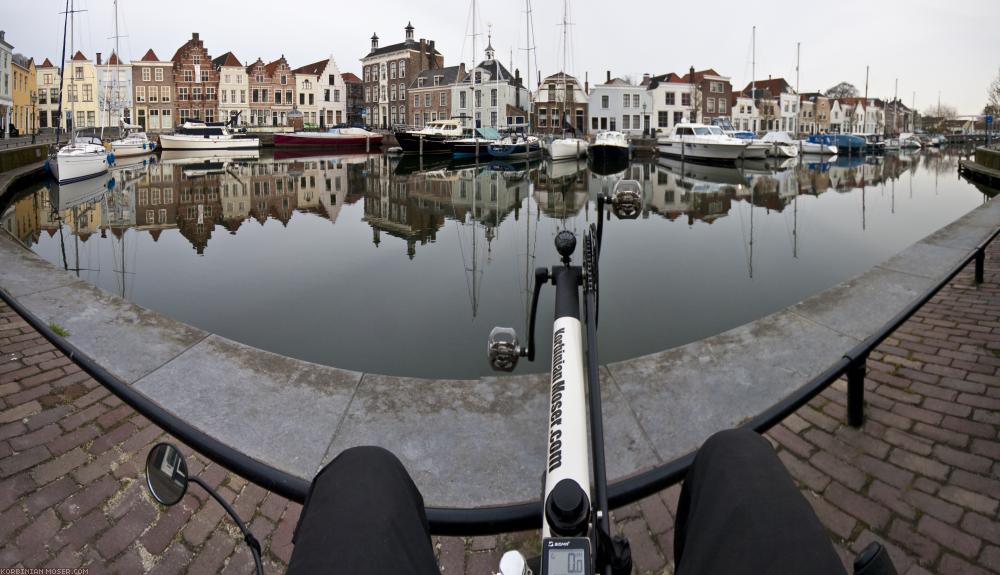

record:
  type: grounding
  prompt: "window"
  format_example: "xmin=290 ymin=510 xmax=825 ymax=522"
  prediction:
xmin=398 ymin=61 xmax=406 ymax=77
xmin=665 ymin=92 xmax=675 ymax=105
xmin=155 ymin=67 xmax=163 ymax=82
xmin=602 ymin=95 xmax=609 ymax=109
xmin=286 ymin=89 xmax=293 ymax=104
xmin=160 ymin=87 xmax=170 ymax=102
xmin=538 ymin=107 xmax=547 ymax=127
xmin=623 ymin=94 xmax=629 ymax=108
xmin=424 ymin=93 xmax=431 ymax=107
xmin=68 ymin=85 xmax=77 ymax=102
xmin=142 ymin=67 xmax=151 ymax=82
xmin=632 ymin=94 xmax=640 ymax=108
xmin=389 ymin=62 xmax=396 ymax=79
xmin=475 ymin=90 xmax=481 ymax=108
xmin=414 ymin=94 xmax=420 ymax=107
xmin=239 ymin=90 xmax=245 ymax=103
xmin=633 ymin=114 xmax=640 ymax=129
xmin=44 ymin=73 xmax=52 ymax=85
xmin=395 ymin=85 xmax=401 ymax=100
xmin=183 ymin=70 xmax=193 ymax=82
xmin=622 ymin=115 xmax=630 ymax=130
xmin=707 ymin=98 xmax=715 ymax=113
xmin=592 ymin=117 xmax=598 ymax=130
xmin=300 ymin=93 xmax=305 ymax=105
xmin=459 ymin=91 xmax=466 ymax=109
xmin=433 ymin=75 xmax=441 ymax=86
xmin=193 ymin=87 xmax=201 ymax=101
xmin=74 ymin=67 xmax=83 ymax=80
xmin=86 ymin=111 xmax=95 ymax=126
xmin=440 ymin=92 xmax=447 ymax=106
xmin=711 ymin=81 xmax=723 ymax=93
xmin=491 ymin=89 xmax=497 ymax=106
xmin=149 ymin=86 xmax=158 ymax=102
xmin=192 ymin=54 xmax=201 ymax=65
xmin=201 ymin=70 xmax=210 ymax=82
xmin=390 ymin=84 xmax=396 ymax=101
xmin=178 ymin=87 xmax=188 ymax=101
xmin=207 ymin=87 xmax=216 ymax=101
xmin=674 ymin=111 xmax=683 ymax=125
xmin=324 ymin=89 xmax=330 ymax=102
xmin=610 ymin=117 xmax=616 ymax=131
xmin=417 ymin=78 xmax=424 ymax=88
xmin=364 ymin=67 xmax=370 ymax=83
xmin=280 ymin=75 xmax=287 ymax=85
xmin=83 ymin=85 xmax=92 ymax=102
xmin=135 ymin=86 xmax=146 ymax=102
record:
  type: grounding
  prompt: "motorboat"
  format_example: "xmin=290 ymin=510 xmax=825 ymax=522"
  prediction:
xmin=884 ymin=139 xmax=901 ymax=151
xmin=546 ymin=136 xmax=589 ymax=160
xmin=730 ymin=131 xmax=770 ymax=159
xmin=159 ymin=121 xmax=260 ymax=151
xmin=589 ymin=131 xmax=630 ymax=164
xmin=657 ymin=123 xmax=751 ymax=163
xmin=486 ymin=130 xmax=542 ymax=159
xmin=50 ymin=135 xmax=110 ymax=184
xmin=798 ymin=135 xmax=838 ymax=155
xmin=899 ymin=133 xmax=922 ymax=149
xmin=110 ymin=124 xmax=157 ymax=157
xmin=273 ymin=127 xmax=383 ymax=150
xmin=452 ymin=127 xmax=502 ymax=159
xmin=759 ymin=131 xmax=800 ymax=158
xmin=810 ymin=133 xmax=865 ymax=154
xmin=860 ymin=134 xmax=886 ymax=154
xmin=394 ymin=119 xmax=464 ymax=155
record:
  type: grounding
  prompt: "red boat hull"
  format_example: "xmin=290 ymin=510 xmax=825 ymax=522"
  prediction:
xmin=273 ymin=133 xmax=384 ymax=148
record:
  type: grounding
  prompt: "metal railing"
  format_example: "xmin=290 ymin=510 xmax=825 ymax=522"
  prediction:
xmin=0 ymin=224 xmax=996 ymax=535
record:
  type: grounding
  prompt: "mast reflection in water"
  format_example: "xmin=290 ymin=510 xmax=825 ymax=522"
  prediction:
xmin=0 ymin=148 xmax=992 ymax=378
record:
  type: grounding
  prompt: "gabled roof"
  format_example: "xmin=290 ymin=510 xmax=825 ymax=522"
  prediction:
xmin=212 ymin=51 xmax=242 ymax=68
xmin=341 ymin=72 xmax=362 ymax=83
xmin=740 ymin=78 xmax=793 ymax=98
xmin=461 ymin=59 xmax=514 ymax=85
xmin=365 ymin=39 xmax=441 ymax=59
xmin=71 ymin=51 xmax=88 ymax=61
xmin=293 ymin=58 xmax=328 ymax=76
xmin=106 ymin=52 xmax=122 ymax=65
xmin=409 ymin=64 xmax=463 ymax=89
xmin=264 ymin=56 xmax=288 ymax=76
xmin=140 ymin=49 xmax=160 ymax=62
xmin=39 ymin=58 xmax=55 ymax=68
xmin=246 ymin=57 xmax=265 ymax=74
xmin=645 ymin=72 xmax=688 ymax=90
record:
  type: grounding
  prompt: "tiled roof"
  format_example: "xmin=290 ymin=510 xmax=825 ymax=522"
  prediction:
xmin=71 ymin=51 xmax=88 ymax=61
xmin=107 ymin=52 xmax=121 ymax=65
xmin=140 ymin=49 xmax=159 ymax=62
xmin=740 ymin=78 xmax=793 ymax=98
xmin=409 ymin=64 xmax=463 ymax=89
xmin=39 ymin=58 xmax=55 ymax=68
xmin=341 ymin=72 xmax=362 ymax=83
xmin=364 ymin=39 xmax=441 ymax=58
xmin=212 ymin=51 xmax=241 ymax=68
xmin=246 ymin=57 xmax=265 ymax=74
xmin=264 ymin=57 xmax=288 ymax=76
xmin=292 ymin=58 xmax=327 ymax=76
xmin=645 ymin=72 xmax=688 ymax=89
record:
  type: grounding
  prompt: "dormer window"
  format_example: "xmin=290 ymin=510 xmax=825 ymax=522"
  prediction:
xmin=433 ymin=76 xmax=442 ymax=86
xmin=417 ymin=78 xmax=425 ymax=87
xmin=475 ymin=72 xmax=482 ymax=84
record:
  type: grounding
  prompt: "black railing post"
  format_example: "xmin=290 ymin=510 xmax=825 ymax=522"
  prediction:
xmin=975 ymin=248 xmax=985 ymax=284
xmin=847 ymin=354 xmax=867 ymax=427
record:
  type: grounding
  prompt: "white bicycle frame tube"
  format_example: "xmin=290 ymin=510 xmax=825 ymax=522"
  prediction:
xmin=542 ymin=315 xmax=591 ymax=538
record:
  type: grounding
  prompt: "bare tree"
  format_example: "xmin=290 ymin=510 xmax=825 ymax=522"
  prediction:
xmin=923 ymin=103 xmax=957 ymax=119
xmin=825 ymin=82 xmax=858 ymax=99
xmin=985 ymin=71 xmax=1000 ymax=116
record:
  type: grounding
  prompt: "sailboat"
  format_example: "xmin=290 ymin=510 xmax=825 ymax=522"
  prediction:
xmin=545 ymin=0 xmax=588 ymax=161
xmin=51 ymin=0 xmax=110 ymax=184
xmin=487 ymin=1 xmax=542 ymax=160
xmin=107 ymin=1 xmax=156 ymax=158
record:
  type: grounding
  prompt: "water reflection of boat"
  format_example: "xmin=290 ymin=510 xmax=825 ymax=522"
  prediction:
xmin=51 ymin=174 xmax=116 ymax=211
xmin=589 ymin=148 xmax=630 ymax=176
xmin=272 ymin=149 xmax=373 ymax=162
xmin=159 ymin=149 xmax=261 ymax=163
xmin=656 ymin=156 xmax=747 ymax=186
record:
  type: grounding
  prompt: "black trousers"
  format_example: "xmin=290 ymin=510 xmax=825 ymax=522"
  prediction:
xmin=674 ymin=429 xmax=847 ymax=575
xmin=286 ymin=446 xmax=440 ymax=575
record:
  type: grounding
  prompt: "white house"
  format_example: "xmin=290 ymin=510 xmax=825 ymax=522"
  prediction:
xmin=213 ymin=51 xmax=249 ymax=125
xmin=588 ymin=73 xmax=651 ymax=135
xmin=646 ymin=72 xmax=696 ymax=133
xmin=451 ymin=40 xmax=529 ymax=130
xmin=0 ymin=31 xmax=13 ymax=136
xmin=829 ymin=100 xmax=845 ymax=133
xmin=96 ymin=52 xmax=132 ymax=128
xmin=731 ymin=94 xmax=758 ymax=132
xmin=294 ymin=56 xmax=347 ymax=128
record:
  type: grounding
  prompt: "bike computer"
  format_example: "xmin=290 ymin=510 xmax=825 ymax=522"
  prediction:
xmin=541 ymin=537 xmax=591 ymax=575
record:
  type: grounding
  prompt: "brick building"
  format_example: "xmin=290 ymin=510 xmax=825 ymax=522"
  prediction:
xmin=342 ymin=72 xmax=363 ymax=126
xmin=266 ymin=56 xmax=294 ymax=126
xmin=171 ymin=32 xmax=219 ymax=124
xmin=408 ymin=64 xmax=463 ymax=128
xmin=532 ymin=72 xmax=588 ymax=135
xmin=132 ymin=49 xmax=174 ymax=131
xmin=35 ymin=58 xmax=59 ymax=131
xmin=361 ymin=23 xmax=443 ymax=129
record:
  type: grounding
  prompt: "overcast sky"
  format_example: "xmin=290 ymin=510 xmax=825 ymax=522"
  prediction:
xmin=4 ymin=0 xmax=998 ymax=114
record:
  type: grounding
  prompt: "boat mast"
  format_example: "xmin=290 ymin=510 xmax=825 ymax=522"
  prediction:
xmin=863 ymin=65 xmax=869 ymax=134
xmin=524 ymin=0 xmax=533 ymax=134
xmin=56 ymin=0 xmax=70 ymax=146
xmin=796 ymin=41 xmax=800 ymax=136
xmin=561 ymin=0 xmax=568 ymax=137
xmin=893 ymin=78 xmax=898 ymax=137
xmin=751 ymin=26 xmax=756 ymax=131
xmin=69 ymin=0 xmax=76 ymax=144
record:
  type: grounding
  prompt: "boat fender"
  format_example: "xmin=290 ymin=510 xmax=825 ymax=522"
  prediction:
xmin=107 ymin=152 xmax=116 ymax=165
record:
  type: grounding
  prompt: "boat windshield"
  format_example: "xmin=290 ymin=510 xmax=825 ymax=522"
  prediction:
xmin=693 ymin=127 xmax=711 ymax=135
xmin=706 ymin=127 xmax=725 ymax=136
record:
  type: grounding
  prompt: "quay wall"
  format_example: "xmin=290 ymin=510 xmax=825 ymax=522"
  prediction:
xmin=0 ymin=144 xmax=51 ymax=175
xmin=975 ymin=146 xmax=1000 ymax=171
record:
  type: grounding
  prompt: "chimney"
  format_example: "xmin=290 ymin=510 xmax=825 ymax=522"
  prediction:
xmin=192 ymin=32 xmax=199 ymax=41
xmin=584 ymin=71 xmax=588 ymax=95
xmin=0 ymin=31 xmax=5 ymax=43
xmin=606 ymin=70 xmax=611 ymax=83
xmin=515 ymin=69 xmax=521 ymax=108
xmin=642 ymin=73 xmax=650 ymax=84
xmin=428 ymin=41 xmax=436 ymax=68
xmin=97 ymin=52 xmax=102 ymax=66
xmin=689 ymin=66 xmax=695 ymax=82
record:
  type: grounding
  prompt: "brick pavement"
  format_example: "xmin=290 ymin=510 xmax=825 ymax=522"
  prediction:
xmin=0 ymin=240 xmax=998 ymax=574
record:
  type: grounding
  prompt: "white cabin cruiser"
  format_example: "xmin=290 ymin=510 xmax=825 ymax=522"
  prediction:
xmin=111 ymin=124 xmax=157 ymax=157
xmin=159 ymin=121 xmax=260 ymax=151
xmin=546 ymin=136 xmax=589 ymax=161
xmin=798 ymin=135 xmax=838 ymax=155
xmin=589 ymin=131 xmax=629 ymax=162
xmin=759 ymin=131 xmax=800 ymax=158
xmin=657 ymin=123 xmax=751 ymax=162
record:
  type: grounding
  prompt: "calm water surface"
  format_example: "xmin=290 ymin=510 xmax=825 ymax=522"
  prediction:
xmin=1 ymin=149 xmax=993 ymax=378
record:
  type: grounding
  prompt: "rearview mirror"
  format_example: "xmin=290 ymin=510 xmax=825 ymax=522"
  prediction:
xmin=145 ymin=442 xmax=189 ymax=506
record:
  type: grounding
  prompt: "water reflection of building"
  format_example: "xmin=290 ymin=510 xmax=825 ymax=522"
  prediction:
xmin=534 ymin=160 xmax=588 ymax=218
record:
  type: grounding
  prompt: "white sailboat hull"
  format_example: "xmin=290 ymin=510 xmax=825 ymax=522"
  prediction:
xmin=798 ymin=140 xmax=838 ymax=154
xmin=766 ymin=143 xmax=799 ymax=158
xmin=51 ymin=146 xmax=110 ymax=184
xmin=158 ymin=134 xmax=260 ymax=151
xmin=111 ymin=139 xmax=157 ymax=157
xmin=547 ymin=138 xmax=589 ymax=160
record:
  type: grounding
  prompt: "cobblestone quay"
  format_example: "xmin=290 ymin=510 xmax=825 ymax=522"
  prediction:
xmin=1 ymin=241 xmax=998 ymax=573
